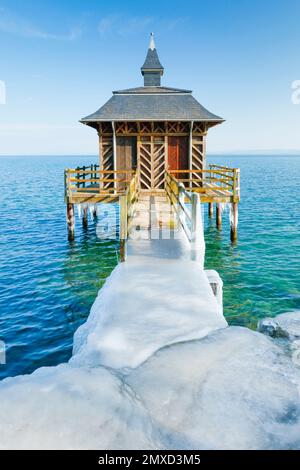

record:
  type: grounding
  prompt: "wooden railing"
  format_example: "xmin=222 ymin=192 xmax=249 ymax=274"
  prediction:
xmin=119 ymin=172 xmax=139 ymax=262
xmin=64 ymin=167 xmax=135 ymax=201
xmin=169 ymin=166 xmax=240 ymax=202
xmin=165 ymin=172 xmax=205 ymax=264
xmin=208 ymin=164 xmax=240 ymax=201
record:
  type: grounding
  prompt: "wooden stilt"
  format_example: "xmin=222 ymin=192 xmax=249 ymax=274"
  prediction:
xmin=208 ymin=202 xmax=214 ymax=218
xmin=82 ymin=206 xmax=88 ymax=227
xmin=120 ymin=239 xmax=126 ymax=262
xmin=66 ymin=203 xmax=75 ymax=241
xmin=216 ymin=203 xmax=222 ymax=229
xmin=230 ymin=202 xmax=238 ymax=242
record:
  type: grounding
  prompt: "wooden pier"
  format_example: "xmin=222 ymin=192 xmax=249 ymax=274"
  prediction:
xmin=65 ymin=34 xmax=240 ymax=250
xmin=64 ymin=163 xmax=240 ymax=251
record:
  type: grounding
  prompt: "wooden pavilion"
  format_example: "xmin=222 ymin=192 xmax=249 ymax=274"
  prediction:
xmin=65 ymin=33 xmax=240 ymax=246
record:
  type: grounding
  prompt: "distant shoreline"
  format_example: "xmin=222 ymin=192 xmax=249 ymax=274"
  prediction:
xmin=0 ymin=153 xmax=300 ymax=158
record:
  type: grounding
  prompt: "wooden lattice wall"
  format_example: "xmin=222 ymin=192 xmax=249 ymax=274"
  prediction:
xmin=97 ymin=121 xmax=209 ymax=190
xmin=191 ymin=123 xmax=207 ymax=188
xmin=98 ymin=132 xmax=114 ymax=189
xmin=138 ymin=136 xmax=166 ymax=190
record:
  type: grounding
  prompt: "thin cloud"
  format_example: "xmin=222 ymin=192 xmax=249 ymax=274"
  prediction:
xmin=98 ymin=14 xmax=119 ymax=35
xmin=98 ymin=14 xmax=186 ymax=36
xmin=0 ymin=124 xmax=79 ymax=132
xmin=0 ymin=8 xmax=82 ymax=40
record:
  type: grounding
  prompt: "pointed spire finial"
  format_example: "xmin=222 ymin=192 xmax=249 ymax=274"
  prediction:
xmin=141 ymin=33 xmax=164 ymax=86
xmin=149 ymin=32 xmax=155 ymax=50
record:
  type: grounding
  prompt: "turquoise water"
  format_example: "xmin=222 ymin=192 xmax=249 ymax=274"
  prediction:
xmin=205 ymin=155 xmax=300 ymax=328
xmin=0 ymin=155 xmax=299 ymax=379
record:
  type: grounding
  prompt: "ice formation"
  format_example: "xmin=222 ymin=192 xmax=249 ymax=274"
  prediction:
xmin=258 ymin=311 xmax=300 ymax=340
xmin=1 ymin=326 xmax=300 ymax=449
xmin=0 ymin=214 xmax=300 ymax=449
xmin=0 ymin=364 xmax=158 ymax=450
xmin=71 ymin=259 xmax=226 ymax=369
xmin=128 ymin=327 xmax=300 ymax=450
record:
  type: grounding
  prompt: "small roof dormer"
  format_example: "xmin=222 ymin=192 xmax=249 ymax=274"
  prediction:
xmin=141 ymin=33 xmax=164 ymax=86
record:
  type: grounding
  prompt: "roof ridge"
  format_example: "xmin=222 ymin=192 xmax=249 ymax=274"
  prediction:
xmin=113 ymin=86 xmax=192 ymax=95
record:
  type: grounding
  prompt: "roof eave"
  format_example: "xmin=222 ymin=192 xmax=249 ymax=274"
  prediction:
xmin=80 ymin=118 xmax=225 ymax=123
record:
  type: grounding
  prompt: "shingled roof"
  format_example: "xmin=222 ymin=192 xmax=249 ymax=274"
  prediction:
xmin=80 ymin=34 xmax=224 ymax=127
xmin=141 ymin=33 xmax=164 ymax=73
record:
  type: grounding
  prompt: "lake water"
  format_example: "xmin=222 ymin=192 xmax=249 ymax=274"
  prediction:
xmin=0 ymin=155 xmax=299 ymax=379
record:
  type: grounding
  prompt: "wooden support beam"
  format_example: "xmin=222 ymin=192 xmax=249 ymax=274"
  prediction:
xmin=112 ymin=121 xmax=117 ymax=191
xmin=82 ymin=206 xmax=88 ymax=228
xmin=189 ymin=121 xmax=193 ymax=190
xmin=66 ymin=203 xmax=75 ymax=241
xmin=216 ymin=203 xmax=222 ymax=229
xmin=230 ymin=202 xmax=238 ymax=242
xmin=208 ymin=202 xmax=214 ymax=218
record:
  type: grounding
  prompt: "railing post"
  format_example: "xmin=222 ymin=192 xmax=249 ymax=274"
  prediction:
xmin=64 ymin=169 xmax=68 ymax=201
xmin=119 ymin=194 xmax=128 ymax=262
xmin=191 ymin=192 xmax=205 ymax=266
xmin=205 ymin=270 xmax=223 ymax=311
xmin=82 ymin=165 xmax=86 ymax=188
xmin=230 ymin=169 xmax=239 ymax=242
xmin=234 ymin=168 xmax=240 ymax=200
xmin=178 ymin=182 xmax=186 ymax=227
xmin=75 ymin=166 xmax=80 ymax=189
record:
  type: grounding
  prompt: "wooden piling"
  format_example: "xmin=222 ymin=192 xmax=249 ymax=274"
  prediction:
xmin=230 ymin=202 xmax=238 ymax=242
xmin=208 ymin=202 xmax=214 ymax=218
xmin=66 ymin=203 xmax=75 ymax=241
xmin=82 ymin=206 xmax=88 ymax=227
xmin=216 ymin=203 xmax=222 ymax=229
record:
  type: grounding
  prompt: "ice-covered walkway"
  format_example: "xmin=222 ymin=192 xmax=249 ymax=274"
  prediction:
xmin=0 ymin=195 xmax=300 ymax=450
xmin=72 ymin=194 xmax=226 ymax=369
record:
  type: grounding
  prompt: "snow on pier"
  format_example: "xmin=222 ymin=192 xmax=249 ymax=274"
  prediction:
xmin=72 ymin=194 xmax=226 ymax=369
xmin=0 ymin=194 xmax=300 ymax=450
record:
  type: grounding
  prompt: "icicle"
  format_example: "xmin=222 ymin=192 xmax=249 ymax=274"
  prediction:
xmin=229 ymin=204 xmax=238 ymax=228
xmin=89 ymin=204 xmax=95 ymax=218
xmin=220 ymin=202 xmax=229 ymax=213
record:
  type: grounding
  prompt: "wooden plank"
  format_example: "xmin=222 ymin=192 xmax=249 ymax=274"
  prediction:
xmin=67 ymin=169 xmax=134 ymax=174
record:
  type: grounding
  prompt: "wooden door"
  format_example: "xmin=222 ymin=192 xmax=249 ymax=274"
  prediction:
xmin=168 ymin=136 xmax=189 ymax=181
xmin=116 ymin=137 xmax=137 ymax=189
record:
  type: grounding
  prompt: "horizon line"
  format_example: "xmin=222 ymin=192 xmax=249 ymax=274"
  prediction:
xmin=1 ymin=151 xmax=300 ymax=158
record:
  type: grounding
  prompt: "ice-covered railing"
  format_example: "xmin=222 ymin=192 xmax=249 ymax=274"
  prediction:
xmin=165 ymin=172 xmax=205 ymax=265
xmin=118 ymin=172 xmax=139 ymax=262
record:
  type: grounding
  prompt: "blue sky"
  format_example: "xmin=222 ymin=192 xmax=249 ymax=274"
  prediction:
xmin=0 ymin=0 xmax=300 ymax=155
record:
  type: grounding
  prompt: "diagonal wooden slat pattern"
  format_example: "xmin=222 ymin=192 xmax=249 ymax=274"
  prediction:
xmin=100 ymin=136 xmax=114 ymax=189
xmin=138 ymin=137 xmax=166 ymax=190
xmin=153 ymin=142 xmax=165 ymax=189
xmin=191 ymin=135 xmax=204 ymax=188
